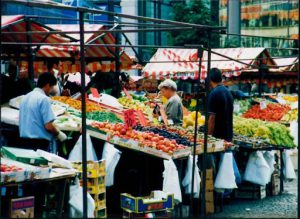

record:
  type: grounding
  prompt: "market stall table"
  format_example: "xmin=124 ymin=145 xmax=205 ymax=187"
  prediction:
xmin=0 ymin=169 xmax=76 ymax=218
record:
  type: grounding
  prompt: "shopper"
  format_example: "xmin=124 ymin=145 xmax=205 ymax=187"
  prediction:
xmin=207 ymin=68 xmax=234 ymax=142
xmin=157 ymin=79 xmax=183 ymax=125
xmin=19 ymin=73 xmax=67 ymax=152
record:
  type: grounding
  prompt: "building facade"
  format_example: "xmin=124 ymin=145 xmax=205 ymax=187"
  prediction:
xmin=219 ymin=0 xmax=299 ymax=55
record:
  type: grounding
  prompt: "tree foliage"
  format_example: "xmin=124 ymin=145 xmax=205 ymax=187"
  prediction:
xmin=170 ymin=0 xmax=219 ymax=48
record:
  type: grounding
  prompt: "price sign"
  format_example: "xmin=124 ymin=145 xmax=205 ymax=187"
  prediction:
xmin=90 ymin=88 xmax=100 ymax=98
xmin=260 ymin=100 xmax=267 ymax=110
xmin=136 ymin=110 xmax=148 ymax=127
xmin=124 ymin=109 xmax=137 ymax=129
xmin=234 ymin=102 xmax=241 ymax=114
xmin=123 ymin=88 xmax=132 ymax=100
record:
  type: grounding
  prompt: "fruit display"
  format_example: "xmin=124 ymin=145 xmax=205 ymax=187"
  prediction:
xmin=234 ymin=116 xmax=295 ymax=147
xmin=118 ymin=97 xmax=152 ymax=112
xmin=0 ymin=164 xmax=23 ymax=172
xmin=183 ymin=111 xmax=205 ymax=128
xmin=52 ymin=96 xmax=103 ymax=112
xmin=118 ymin=97 xmax=159 ymax=125
xmin=90 ymin=122 xmax=187 ymax=155
xmin=242 ymin=103 xmax=290 ymax=122
xmin=86 ymin=111 xmax=123 ymax=124
xmin=281 ymin=108 xmax=298 ymax=123
xmin=282 ymin=95 xmax=298 ymax=103
xmin=134 ymin=125 xmax=191 ymax=146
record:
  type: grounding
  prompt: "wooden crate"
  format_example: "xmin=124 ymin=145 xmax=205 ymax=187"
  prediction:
xmin=271 ymin=173 xmax=280 ymax=196
xmin=205 ymin=201 xmax=214 ymax=214
xmin=234 ymin=183 xmax=266 ymax=200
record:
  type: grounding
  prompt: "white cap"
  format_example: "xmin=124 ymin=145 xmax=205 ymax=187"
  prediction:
xmin=158 ymin=79 xmax=177 ymax=91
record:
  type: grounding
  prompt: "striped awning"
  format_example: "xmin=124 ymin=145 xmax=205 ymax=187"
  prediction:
xmin=1 ymin=15 xmax=72 ymax=44
xmin=142 ymin=47 xmax=275 ymax=80
xmin=35 ymin=45 xmax=79 ymax=58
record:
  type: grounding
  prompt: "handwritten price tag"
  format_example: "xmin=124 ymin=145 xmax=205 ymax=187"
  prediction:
xmin=90 ymin=88 xmax=100 ymax=98
xmin=136 ymin=110 xmax=148 ymax=127
xmin=260 ymin=100 xmax=267 ymax=110
xmin=124 ymin=109 xmax=137 ymax=129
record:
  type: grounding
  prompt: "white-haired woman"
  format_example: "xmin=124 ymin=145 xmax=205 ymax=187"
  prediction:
xmin=157 ymin=79 xmax=183 ymax=125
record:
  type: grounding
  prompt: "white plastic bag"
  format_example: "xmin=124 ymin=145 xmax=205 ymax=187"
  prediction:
xmin=182 ymin=155 xmax=201 ymax=198
xmin=214 ymin=153 xmax=237 ymax=190
xmin=101 ymin=142 xmax=122 ymax=187
xmin=244 ymin=151 xmax=271 ymax=186
xmin=283 ymin=150 xmax=296 ymax=180
xmin=163 ymin=159 xmax=182 ymax=202
xmin=69 ymin=178 xmax=95 ymax=218
xmin=290 ymin=121 xmax=298 ymax=147
xmin=68 ymin=133 xmax=98 ymax=162
xmin=263 ymin=151 xmax=275 ymax=178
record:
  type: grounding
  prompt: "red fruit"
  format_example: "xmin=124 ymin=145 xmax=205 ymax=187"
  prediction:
xmin=120 ymin=129 xmax=127 ymax=135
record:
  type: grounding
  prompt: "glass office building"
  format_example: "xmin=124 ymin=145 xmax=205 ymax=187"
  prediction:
xmin=219 ymin=0 xmax=299 ymax=55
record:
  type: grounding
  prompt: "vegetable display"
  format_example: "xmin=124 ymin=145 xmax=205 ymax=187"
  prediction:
xmin=234 ymin=99 xmax=252 ymax=115
xmin=234 ymin=116 xmax=295 ymax=147
xmin=242 ymin=103 xmax=290 ymax=122
xmin=52 ymin=96 xmax=103 ymax=112
xmin=86 ymin=111 xmax=123 ymax=124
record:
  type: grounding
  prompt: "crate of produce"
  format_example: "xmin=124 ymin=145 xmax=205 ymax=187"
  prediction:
xmin=1 ymin=147 xmax=48 ymax=166
xmin=121 ymin=191 xmax=174 ymax=213
xmin=72 ymin=160 xmax=105 ymax=178
xmin=1 ymin=158 xmax=26 ymax=183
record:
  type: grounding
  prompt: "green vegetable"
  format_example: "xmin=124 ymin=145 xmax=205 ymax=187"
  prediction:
xmin=86 ymin=111 xmax=123 ymax=123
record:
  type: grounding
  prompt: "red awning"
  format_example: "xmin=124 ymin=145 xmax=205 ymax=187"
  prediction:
xmin=1 ymin=15 xmax=72 ymax=44
xmin=142 ymin=48 xmax=275 ymax=80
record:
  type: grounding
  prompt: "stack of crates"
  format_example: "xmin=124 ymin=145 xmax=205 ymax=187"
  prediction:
xmin=73 ymin=160 xmax=106 ymax=218
xmin=205 ymin=169 xmax=214 ymax=214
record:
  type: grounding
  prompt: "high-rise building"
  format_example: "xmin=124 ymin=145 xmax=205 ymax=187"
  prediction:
xmin=219 ymin=0 xmax=299 ymax=55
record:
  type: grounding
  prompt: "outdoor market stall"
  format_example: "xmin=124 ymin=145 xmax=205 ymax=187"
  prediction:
xmin=1 ymin=1 xmax=299 ymax=218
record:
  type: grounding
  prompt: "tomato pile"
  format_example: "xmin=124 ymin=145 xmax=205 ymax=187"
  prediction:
xmin=91 ymin=122 xmax=187 ymax=154
xmin=1 ymin=164 xmax=23 ymax=172
xmin=242 ymin=103 xmax=291 ymax=122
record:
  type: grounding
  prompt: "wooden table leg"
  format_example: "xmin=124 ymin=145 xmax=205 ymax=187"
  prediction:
xmin=280 ymin=149 xmax=284 ymax=194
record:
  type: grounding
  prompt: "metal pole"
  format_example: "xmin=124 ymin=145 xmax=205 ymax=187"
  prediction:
xmin=190 ymin=47 xmax=203 ymax=216
xmin=115 ymin=26 xmax=121 ymax=98
xmin=258 ymin=54 xmax=263 ymax=97
xmin=297 ymin=2 xmax=300 ymax=218
xmin=26 ymin=19 xmax=34 ymax=81
xmin=201 ymin=31 xmax=212 ymax=217
xmin=79 ymin=11 xmax=88 ymax=219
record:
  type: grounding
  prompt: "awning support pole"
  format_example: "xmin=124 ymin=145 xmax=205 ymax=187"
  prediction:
xmin=79 ymin=10 xmax=88 ymax=219
xmin=190 ymin=46 xmax=203 ymax=216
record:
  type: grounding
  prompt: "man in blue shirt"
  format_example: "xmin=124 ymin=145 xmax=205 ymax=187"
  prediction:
xmin=19 ymin=73 xmax=67 ymax=151
xmin=207 ymin=68 xmax=234 ymax=142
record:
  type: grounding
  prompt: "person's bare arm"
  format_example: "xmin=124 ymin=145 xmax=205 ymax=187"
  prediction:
xmin=208 ymin=114 xmax=216 ymax=135
xmin=45 ymin=122 xmax=59 ymax=136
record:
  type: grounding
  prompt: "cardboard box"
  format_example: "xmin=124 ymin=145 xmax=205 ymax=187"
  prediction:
xmin=2 ymin=147 xmax=48 ymax=166
xmin=10 ymin=196 xmax=34 ymax=218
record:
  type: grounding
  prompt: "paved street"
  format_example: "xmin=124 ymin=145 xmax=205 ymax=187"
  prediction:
xmin=209 ymin=176 xmax=298 ymax=219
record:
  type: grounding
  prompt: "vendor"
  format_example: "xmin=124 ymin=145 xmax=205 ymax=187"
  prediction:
xmin=19 ymin=73 xmax=67 ymax=152
xmin=157 ymin=79 xmax=183 ymax=125
xmin=207 ymin=68 xmax=233 ymax=142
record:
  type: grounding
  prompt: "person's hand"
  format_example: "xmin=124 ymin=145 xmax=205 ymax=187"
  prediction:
xmin=57 ymin=131 xmax=67 ymax=142
xmin=61 ymin=89 xmax=71 ymax=96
